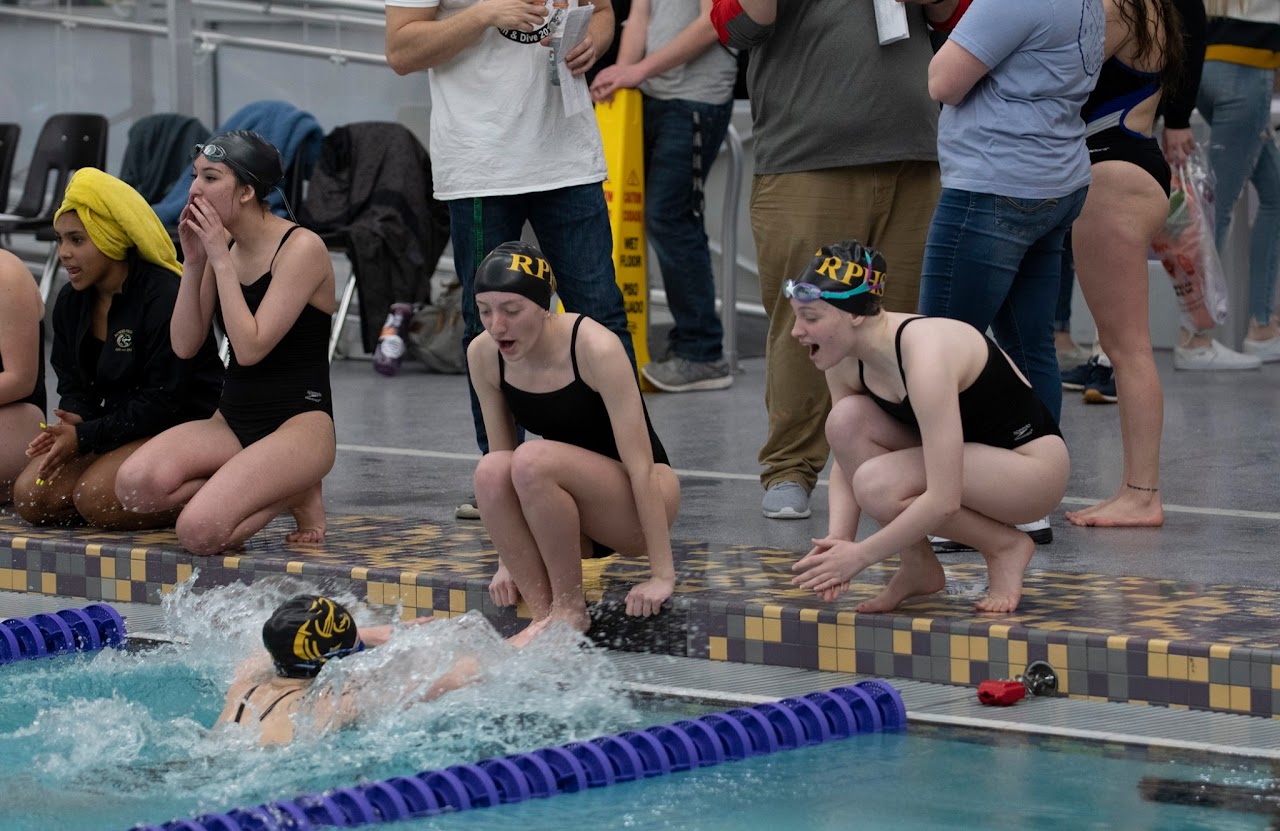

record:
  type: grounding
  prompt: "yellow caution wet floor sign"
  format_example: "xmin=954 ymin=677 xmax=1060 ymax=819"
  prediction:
xmin=595 ymin=89 xmax=651 ymax=379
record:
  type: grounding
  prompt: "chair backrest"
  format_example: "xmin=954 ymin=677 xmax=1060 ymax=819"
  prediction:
xmin=0 ymin=123 xmax=20 ymax=213
xmin=10 ymin=113 xmax=109 ymax=220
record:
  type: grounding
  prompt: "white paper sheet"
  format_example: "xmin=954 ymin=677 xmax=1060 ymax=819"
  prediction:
xmin=556 ymin=5 xmax=594 ymax=117
xmin=872 ymin=0 xmax=909 ymax=45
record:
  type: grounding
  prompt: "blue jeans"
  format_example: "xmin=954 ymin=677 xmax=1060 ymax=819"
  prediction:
xmin=450 ymin=183 xmax=633 ymax=453
xmin=1055 ymin=229 xmax=1075 ymax=333
xmin=643 ymin=95 xmax=733 ymax=363
xmin=1196 ymin=61 xmax=1280 ymax=325
xmin=919 ymin=186 xmax=1089 ymax=422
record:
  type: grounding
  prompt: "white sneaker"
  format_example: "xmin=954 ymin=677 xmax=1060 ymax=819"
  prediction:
xmin=1173 ymin=339 xmax=1262 ymax=371
xmin=1242 ymin=334 xmax=1280 ymax=363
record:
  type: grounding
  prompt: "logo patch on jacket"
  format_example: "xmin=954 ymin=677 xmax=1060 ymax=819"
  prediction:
xmin=114 ymin=329 xmax=134 ymax=350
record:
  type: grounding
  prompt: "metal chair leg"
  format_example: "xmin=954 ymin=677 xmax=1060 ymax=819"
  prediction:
xmin=38 ymin=240 xmax=59 ymax=303
xmin=329 ymin=272 xmax=357 ymax=363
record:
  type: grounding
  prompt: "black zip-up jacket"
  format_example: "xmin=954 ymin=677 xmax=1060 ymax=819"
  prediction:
xmin=51 ymin=254 xmax=224 ymax=455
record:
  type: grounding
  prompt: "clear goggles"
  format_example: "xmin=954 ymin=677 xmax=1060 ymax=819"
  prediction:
xmin=783 ymin=279 xmax=879 ymax=303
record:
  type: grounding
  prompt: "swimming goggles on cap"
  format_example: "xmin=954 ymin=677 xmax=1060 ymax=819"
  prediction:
xmin=191 ymin=143 xmax=265 ymax=185
xmin=278 ymin=639 xmax=366 ymax=675
xmin=784 ymin=280 xmax=878 ymax=302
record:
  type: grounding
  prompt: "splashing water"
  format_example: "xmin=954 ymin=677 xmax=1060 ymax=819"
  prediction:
xmin=0 ymin=578 xmax=643 ymax=831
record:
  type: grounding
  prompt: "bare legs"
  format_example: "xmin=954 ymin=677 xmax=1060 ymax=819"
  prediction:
xmin=116 ymin=412 xmax=336 ymax=554
xmin=1066 ymin=161 xmax=1168 ymax=527
xmin=0 ymin=403 xmax=43 ymax=505
xmin=473 ymin=441 xmax=680 ymax=632
xmin=13 ymin=438 xmax=180 ymax=530
xmin=817 ymin=396 xmax=1069 ymax=612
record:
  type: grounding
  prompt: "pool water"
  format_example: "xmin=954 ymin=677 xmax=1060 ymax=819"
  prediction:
xmin=1 ymin=583 xmax=1276 ymax=831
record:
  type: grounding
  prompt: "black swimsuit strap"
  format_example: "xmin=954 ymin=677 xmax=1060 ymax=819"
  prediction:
xmin=233 ymin=683 xmax=302 ymax=723
xmin=233 ymin=684 xmax=261 ymax=724
xmin=892 ymin=317 xmax=927 ymax=391
xmin=269 ymin=225 xmax=302 ymax=273
xmin=568 ymin=315 xmax=586 ymax=383
xmin=258 ymin=687 xmax=302 ymax=720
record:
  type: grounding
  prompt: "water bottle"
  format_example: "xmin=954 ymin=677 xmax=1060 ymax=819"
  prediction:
xmin=373 ymin=302 xmax=413 ymax=376
xmin=548 ymin=0 xmax=568 ymax=86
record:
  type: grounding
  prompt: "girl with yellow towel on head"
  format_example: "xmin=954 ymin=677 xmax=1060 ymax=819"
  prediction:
xmin=12 ymin=168 xmax=224 ymax=530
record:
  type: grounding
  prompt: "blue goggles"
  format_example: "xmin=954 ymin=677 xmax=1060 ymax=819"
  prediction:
xmin=784 ymin=280 xmax=879 ymax=302
xmin=277 ymin=639 xmax=366 ymax=676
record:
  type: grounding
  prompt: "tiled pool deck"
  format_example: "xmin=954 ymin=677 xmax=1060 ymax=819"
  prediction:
xmin=4 ymin=510 xmax=1278 ymax=720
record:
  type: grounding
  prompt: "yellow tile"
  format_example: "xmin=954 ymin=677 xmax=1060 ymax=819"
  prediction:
xmin=968 ymin=636 xmax=989 ymax=662
xmin=1209 ymin=684 xmax=1230 ymax=711
xmin=350 ymin=566 xmax=369 ymax=581
xmin=115 ymin=579 xmax=131 ymax=601
xmin=286 ymin=562 xmax=304 ymax=575
xmin=85 ymin=543 xmax=102 ymax=558
xmin=367 ymin=583 xmax=384 ymax=605
xmin=131 ymin=560 xmax=147 ymax=581
xmin=950 ymin=658 xmax=970 ymax=685
xmin=950 ymin=635 xmax=970 ymax=660
xmin=383 ymin=584 xmax=402 ymax=605
xmin=176 ymin=563 xmax=192 ymax=583
xmin=1273 ymin=665 xmax=1280 ymax=689
xmin=450 ymin=589 xmax=467 ymax=612
xmin=837 ymin=649 xmax=857 ymax=673
xmin=401 ymin=571 xmax=419 ymax=585
xmin=1048 ymin=644 xmax=1068 ymax=671
xmin=893 ymin=630 xmax=912 ymax=654
xmin=1209 ymin=644 xmax=1233 ymax=660
xmin=836 ymin=611 xmax=857 ymax=626
xmin=0 ymin=569 xmax=11 ymax=591
xmin=1148 ymin=653 xmax=1168 ymax=678
xmin=42 ymin=573 xmax=56 ymax=595
xmin=1230 ymin=685 xmax=1252 ymax=712
xmin=799 ymin=608 xmax=820 ymax=623
xmin=1187 ymin=657 xmax=1209 ymax=684
xmin=818 ymin=623 xmax=837 ymax=649
xmin=762 ymin=605 xmax=782 ymax=619
xmin=1106 ymin=635 xmax=1129 ymax=650
xmin=1148 ymin=639 xmax=1169 ymax=654
xmin=912 ymin=618 xmax=932 ymax=632
xmin=818 ymin=647 xmax=837 ymax=672
xmin=762 ymin=619 xmax=782 ymax=643
xmin=1008 ymin=640 xmax=1027 ymax=669
xmin=745 ymin=617 xmax=763 ymax=641
xmin=988 ymin=624 xmax=1010 ymax=640
xmin=131 ymin=547 xmax=149 ymax=559
xmin=837 ymin=624 xmax=855 ymax=650
xmin=1167 ymin=654 xmax=1188 ymax=680
xmin=223 ymin=556 xmax=240 ymax=570
xmin=401 ymin=607 xmax=420 ymax=621
xmin=100 ymin=559 xmax=115 ymax=580
xmin=415 ymin=586 xmax=434 ymax=609
xmin=709 ymin=637 xmax=727 ymax=661
xmin=11 ymin=537 xmax=27 ymax=551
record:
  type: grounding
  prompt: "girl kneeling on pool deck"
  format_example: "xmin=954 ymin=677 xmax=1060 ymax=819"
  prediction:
xmin=789 ymin=241 xmax=1070 ymax=613
xmin=469 ymin=241 xmax=680 ymax=632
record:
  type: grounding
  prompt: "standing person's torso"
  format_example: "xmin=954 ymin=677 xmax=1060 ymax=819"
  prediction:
xmin=939 ymin=0 xmax=1105 ymax=199
xmin=1205 ymin=1 xmax=1280 ymax=67
xmin=638 ymin=0 xmax=737 ymax=103
xmin=745 ymin=0 xmax=940 ymax=175
xmin=389 ymin=0 xmax=609 ymax=200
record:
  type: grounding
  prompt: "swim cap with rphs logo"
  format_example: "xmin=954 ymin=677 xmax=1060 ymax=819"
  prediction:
xmin=474 ymin=241 xmax=557 ymax=309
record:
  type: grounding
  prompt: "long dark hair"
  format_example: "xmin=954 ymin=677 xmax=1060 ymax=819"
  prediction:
xmin=1115 ymin=0 xmax=1186 ymax=98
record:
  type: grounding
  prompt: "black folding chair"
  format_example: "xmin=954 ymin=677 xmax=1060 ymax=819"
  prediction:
xmin=0 ymin=113 xmax=109 ymax=301
xmin=0 ymin=124 xmax=20 ymax=213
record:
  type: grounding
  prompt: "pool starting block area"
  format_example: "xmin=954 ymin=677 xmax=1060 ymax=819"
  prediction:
xmin=2 ymin=508 xmax=1280 ymax=720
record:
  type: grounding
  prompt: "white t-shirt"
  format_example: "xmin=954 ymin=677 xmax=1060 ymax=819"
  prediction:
xmin=385 ymin=0 xmax=608 ymax=200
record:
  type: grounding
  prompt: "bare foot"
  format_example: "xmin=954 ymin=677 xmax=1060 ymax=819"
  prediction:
xmin=549 ymin=604 xmax=592 ymax=634
xmin=1066 ymin=492 xmax=1163 ymax=527
xmin=508 ymin=618 xmax=551 ymax=648
xmin=286 ymin=483 xmax=327 ymax=544
xmin=855 ymin=557 xmax=946 ymax=613
xmin=975 ymin=533 xmax=1034 ymax=613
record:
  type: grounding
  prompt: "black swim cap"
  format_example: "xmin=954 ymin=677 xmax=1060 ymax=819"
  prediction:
xmin=474 ymin=241 xmax=556 ymax=310
xmin=262 ymin=595 xmax=363 ymax=679
xmin=192 ymin=131 xmax=284 ymax=200
xmin=793 ymin=240 xmax=888 ymax=315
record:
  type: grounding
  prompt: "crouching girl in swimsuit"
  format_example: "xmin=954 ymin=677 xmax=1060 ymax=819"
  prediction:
xmin=469 ymin=242 xmax=680 ymax=633
xmin=789 ymin=241 xmax=1070 ymax=613
xmin=116 ymin=131 xmax=337 ymax=555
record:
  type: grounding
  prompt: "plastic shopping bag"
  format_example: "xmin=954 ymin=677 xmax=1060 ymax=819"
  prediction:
xmin=1150 ymin=144 xmax=1230 ymax=332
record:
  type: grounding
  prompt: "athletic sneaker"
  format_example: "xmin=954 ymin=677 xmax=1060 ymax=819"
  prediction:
xmin=1060 ymin=361 xmax=1092 ymax=391
xmin=762 ymin=481 xmax=811 ymax=519
xmin=1082 ymin=359 xmax=1117 ymax=404
xmin=1173 ymin=339 xmax=1261 ymax=371
xmin=455 ymin=495 xmax=481 ymax=520
xmin=642 ymin=357 xmax=733 ymax=393
xmin=929 ymin=518 xmax=1052 ymax=553
xmin=1242 ymin=333 xmax=1280 ymax=363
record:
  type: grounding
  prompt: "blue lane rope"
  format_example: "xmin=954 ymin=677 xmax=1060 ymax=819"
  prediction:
xmin=0 ymin=603 xmax=126 ymax=664
xmin=130 ymin=679 xmax=907 ymax=831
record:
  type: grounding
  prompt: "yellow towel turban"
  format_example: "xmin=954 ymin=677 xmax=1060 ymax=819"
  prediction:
xmin=53 ymin=167 xmax=182 ymax=276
